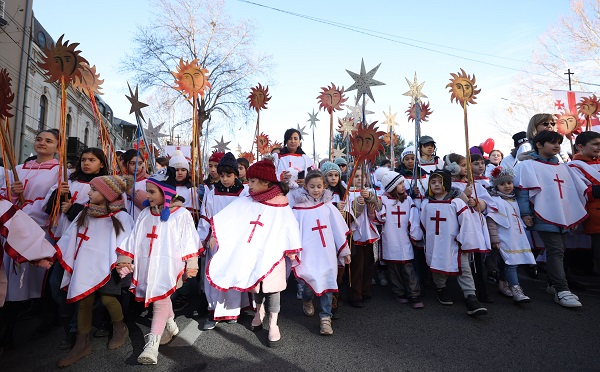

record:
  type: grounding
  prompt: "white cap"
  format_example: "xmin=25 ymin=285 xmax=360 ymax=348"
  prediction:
xmin=169 ymin=150 xmax=190 ymax=171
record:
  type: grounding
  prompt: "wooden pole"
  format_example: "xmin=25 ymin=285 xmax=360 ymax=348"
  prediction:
xmin=329 ymin=112 xmax=334 ymax=160
xmin=463 ymin=102 xmax=473 ymax=184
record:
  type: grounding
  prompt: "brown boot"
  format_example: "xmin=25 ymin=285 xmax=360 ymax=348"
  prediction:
xmin=108 ymin=320 xmax=129 ymax=350
xmin=57 ymin=332 xmax=91 ymax=367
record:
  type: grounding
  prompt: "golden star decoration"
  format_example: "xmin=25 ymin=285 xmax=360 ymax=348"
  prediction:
xmin=333 ymin=144 xmax=345 ymax=159
xmin=402 ymin=72 xmax=427 ymax=103
xmin=383 ymin=106 xmax=398 ymax=131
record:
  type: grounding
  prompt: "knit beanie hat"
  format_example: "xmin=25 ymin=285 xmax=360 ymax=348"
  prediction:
xmin=320 ymin=161 xmax=341 ymax=176
xmin=401 ymin=146 xmax=415 ymax=161
xmin=334 ymin=157 xmax=348 ymax=166
xmin=146 ymin=166 xmax=178 ymax=221
xmin=246 ymin=158 xmax=278 ymax=183
xmin=217 ymin=152 xmax=239 ymax=176
xmin=169 ymin=150 xmax=189 ymax=171
xmin=380 ymin=170 xmax=405 ymax=193
xmin=470 ymin=146 xmax=483 ymax=156
xmin=90 ymin=175 xmax=131 ymax=203
xmin=208 ymin=151 xmax=225 ymax=164
xmin=489 ymin=166 xmax=515 ymax=188
xmin=374 ymin=166 xmax=389 ymax=183
xmin=512 ymin=131 xmax=527 ymax=148
xmin=429 ymin=169 xmax=451 ymax=195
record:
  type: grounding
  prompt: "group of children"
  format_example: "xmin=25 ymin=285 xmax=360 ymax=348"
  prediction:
xmin=0 ymin=118 xmax=598 ymax=367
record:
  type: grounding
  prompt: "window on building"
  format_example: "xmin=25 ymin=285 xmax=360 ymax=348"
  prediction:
xmin=84 ymin=127 xmax=89 ymax=146
xmin=38 ymin=95 xmax=48 ymax=131
xmin=66 ymin=114 xmax=72 ymax=137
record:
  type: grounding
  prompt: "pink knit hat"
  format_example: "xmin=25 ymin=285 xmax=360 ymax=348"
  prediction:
xmin=90 ymin=176 xmax=130 ymax=203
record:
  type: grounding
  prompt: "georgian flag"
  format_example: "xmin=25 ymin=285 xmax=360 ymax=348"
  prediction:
xmin=551 ymin=89 xmax=600 ymax=133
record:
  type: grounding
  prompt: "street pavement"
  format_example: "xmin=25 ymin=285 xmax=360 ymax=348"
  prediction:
xmin=2 ymin=270 xmax=600 ymax=371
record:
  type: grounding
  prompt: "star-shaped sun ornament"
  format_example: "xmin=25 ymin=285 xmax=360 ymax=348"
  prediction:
xmin=406 ymin=101 xmax=433 ymax=122
xmin=345 ymin=59 xmax=385 ymax=104
xmin=307 ymin=109 xmax=320 ymax=128
xmin=402 ymin=72 xmax=427 ymax=103
xmin=0 ymin=68 xmax=15 ymax=119
xmin=72 ymin=63 xmax=104 ymax=98
xmin=144 ymin=119 xmax=169 ymax=147
xmin=333 ymin=144 xmax=345 ymax=159
xmin=317 ymin=83 xmax=347 ymax=114
xmin=172 ymin=58 xmax=212 ymax=100
xmin=248 ymin=83 xmax=271 ymax=112
xmin=383 ymin=106 xmax=398 ymax=131
xmin=38 ymin=34 xmax=88 ymax=84
xmin=296 ymin=124 xmax=309 ymax=137
xmin=126 ymin=82 xmax=149 ymax=123
xmin=337 ymin=115 xmax=356 ymax=139
xmin=212 ymin=135 xmax=231 ymax=152
xmin=446 ymin=68 xmax=481 ymax=106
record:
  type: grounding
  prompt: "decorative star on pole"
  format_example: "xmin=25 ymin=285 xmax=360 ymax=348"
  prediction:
xmin=144 ymin=119 xmax=169 ymax=147
xmin=126 ymin=82 xmax=149 ymax=123
xmin=333 ymin=144 xmax=345 ymax=159
xmin=345 ymin=58 xmax=385 ymax=104
xmin=346 ymin=100 xmax=374 ymax=123
xmin=383 ymin=106 xmax=398 ymax=131
xmin=402 ymin=72 xmax=427 ymax=103
xmin=212 ymin=135 xmax=231 ymax=152
xmin=296 ymin=124 xmax=309 ymax=137
xmin=338 ymin=115 xmax=356 ymax=139
xmin=307 ymin=109 xmax=320 ymax=128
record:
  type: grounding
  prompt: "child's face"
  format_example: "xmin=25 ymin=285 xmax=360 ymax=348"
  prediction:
xmin=458 ymin=159 xmax=468 ymax=177
xmin=536 ymin=140 xmax=561 ymax=157
xmin=34 ymin=132 xmax=59 ymax=157
xmin=429 ymin=175 xmax=445 ymax=197
xmin=471 ymin=159 xmax=485 ymax=176
xmin=88 ymin=185 xmax=105 ymax=205
xmin=577 ymin=138 xmax=600 ymax=159
xmin=145 ymin=182 xmax=164 ymax=207
xmin=402 ymin=154 xmax=415 ymax=170
xmin=220 ymin=172 xmax=236 ymax=187
xmin=326 ymin=171 xmax=339 ymax=187
xmin=305 ymin=177 xmax=325 ymax=199
xmin=127 ymin=156 xmax=145 ymax=175
xmin=80 ymin=152 xmax=104 ymax=175
xmin=175 ymin=168 xmax=188 ymax=182
xmin=352 ymin=169 xmax=364 ymax=188
xmin=489 ymin=151 xmax=502 ymax=165
xmin=248 ymin=178 xmax=269 ymax=193
xmin=237 ymin=164 xmax=247 ymax=179
xmin=208 ymin=162 xmax=219 ymax=179
xmin=395 ymin=182 xmax=405 ymax=195
xmin=496 ymin=181 xmax=514 ymax=194
xmin=420 ymin=143 xmax=435 ymax=157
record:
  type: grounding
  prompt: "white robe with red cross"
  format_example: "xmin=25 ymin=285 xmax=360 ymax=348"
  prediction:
xmin=47 ymin=179 xmax=91 ymax=241
xmin=514 ymin=160 xmax=587 ymax=228
xmin=198 ymin=187 xmax=251 ymax=320
xmin=376 ymin=194 xmax=423 ymax=263
xmin=0 ymin=199 xmax=56 ymax=306
xmin=55 ymin=210 xmax=134 ymax=303
xmin=292 ymin=202 xmax=350 ymax=295
xmin=487 ymin=196 xmax=536 ymax=265
xmin=345 ymin=187 xmax=380 ymax=244
xmin=206 ymin=196 xmax=302 ymax=292
xmin=420 ymin=198 xmax=485 ymax=275
xmin=117 ymin=207 xmax=200 ymax=306
xmin=274 ymin=152 xmax=315 ymax=182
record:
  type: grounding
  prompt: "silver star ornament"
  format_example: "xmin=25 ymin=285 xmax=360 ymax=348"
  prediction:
xmin=212 ymin=135 xmax=231 ymax=152
xmin=144 ymin=119 xmax=169 ymax=147
xmin=296 ymin=124 xmax=309 ymax=137
xmin=307 ymin=109 xmax=320 ymax=128
xmin=345 ymin=58 xmax=385 ymax=104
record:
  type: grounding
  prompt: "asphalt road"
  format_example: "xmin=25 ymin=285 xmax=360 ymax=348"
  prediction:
xmin=2 ymin=270 xmax=600 ymax=371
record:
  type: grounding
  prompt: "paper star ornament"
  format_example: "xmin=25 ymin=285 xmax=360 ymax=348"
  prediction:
xmin=337 ymin=115 xmax=356 ymax=139
xmin=212 ymin=135 xmax=231 ymax=152
xmin=307 ymin=109 xmax=320 ymax=128
xmin=346 ymin=99 xmax=374 ymax=123
xmin=145 ymin=119 xmax=169 ymax=146
xmin=383 ymin=106 xmax=398 ymax=131
xmin=333 ymin=144 xmax=345 ymax=159
xmin=345 ymin=59 xmax=385 ymax=104
xmin=402 ymin=72 xmax=427 ymax=103
xmin=296 ymin=124 xmax=309 ymax=137
xmin=126 ymin=83 xmax=149 ymax=122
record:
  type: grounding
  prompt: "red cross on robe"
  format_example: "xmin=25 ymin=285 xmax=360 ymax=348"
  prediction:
xmin=146 ymin=225 xmax=159 ymax=257
xmin=430 ymin=210 xmax=447 ymax=235
xmin=311 ymin=219 xmax=328 ymax=247
xmin=248 ymin=214 xmax=263 ymax=243
xmin=74 ymin=227 xmax=90 ymax=260
xmin=553 ymin=174 xmax=565 ymax=199
xmin=390 ymin=206 xmax=406 ymax=228
xmin=511 ymin=210 xmax=523 ymax=234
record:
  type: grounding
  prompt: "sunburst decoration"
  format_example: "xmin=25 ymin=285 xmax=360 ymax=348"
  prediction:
xmin=406 ymin=101 xmax=433 ymax=122
xmin=382 ymin=133 xmax=400 ymax=146
xmin=248 ymin=83 xmax=271 ymax=112
xmin=446 ymin=68 xmax=480 ymax=106
xmin=577 ymin=95 xmax=600 ymax=118
xmin=337 ymin=116 xmax=356 ymax=139
xmin=255 ymin=132 xmax=271 ymax=155
xmin=317 ymin=83 xmax=348 ymax=114
xmin=0 ymin=68 xmax=15 ymax=119
xmin=38 ymin=34 xmax=88 ymax=84
xmin=349 ymin=121 xmax=386 ymax=164
xmin=172 ymin=58 xmax=211 ymax=100
xmin=556 ymin=112 xmax=584 ymax=140
xmin=269 ymin=141 xmax=283 ymax=152
xmin=72 ymin=63 xmax=104 ymax=97
xmin=239 ymin=151 xmax=256 ymax=164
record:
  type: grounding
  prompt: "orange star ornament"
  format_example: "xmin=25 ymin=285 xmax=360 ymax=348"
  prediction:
xmin=446 ymin=69 xmax=480 ymax=106
xmin=248 ymin=84 xmax=271 ymax=112
xmin=317 ymin=83 xmax=347 ymax=114
xmin=349 ymin=121 xmax=386 ymax=164
xmin=38 ymin=35 xmax=88 ymax=84
xmin=172 ymin=58 xmax=211 ymax=100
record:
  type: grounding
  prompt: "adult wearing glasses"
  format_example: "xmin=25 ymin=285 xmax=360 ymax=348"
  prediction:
xmin=516 ymin=113 xmax=568 ymax=165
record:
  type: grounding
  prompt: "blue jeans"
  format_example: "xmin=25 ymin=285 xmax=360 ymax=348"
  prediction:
xmin=495 ymin=250 xmax=519 ymax=286
xmin=302 ymin=285 xmax=333 ymax=318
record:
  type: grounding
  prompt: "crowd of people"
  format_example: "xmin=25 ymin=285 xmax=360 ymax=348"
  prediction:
xmin=0 ymin=113 xmax=598 ymax=367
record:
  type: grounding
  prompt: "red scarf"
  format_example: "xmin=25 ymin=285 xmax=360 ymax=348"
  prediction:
xmin=249 ymin=185 xmax=282 ymax=202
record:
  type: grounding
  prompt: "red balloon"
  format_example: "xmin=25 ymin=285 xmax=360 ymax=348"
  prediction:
xmin=481 ymin=138 xmax=495 ymax=154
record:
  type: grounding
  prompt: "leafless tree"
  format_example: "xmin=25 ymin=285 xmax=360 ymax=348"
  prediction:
xmin=120 ymin=0 xmax=272 ymax=137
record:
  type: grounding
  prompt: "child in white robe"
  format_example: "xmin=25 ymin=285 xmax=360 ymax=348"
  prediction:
xmin=122 ymin=149 xmax=149 ymax=221
xmin=420 ymin=170 xmax=488 ymax=317
xmin=169 ymin=150 xmax=200 ymax=225
xmin=375 ymin=169 xmax=424 ymax=309
xmin=486 ymin=166 xmax=535 ymax=304
xmin=116 ymin=167 xmax=200 ymax=364
xmin=292 ymin=171 xmax=350 ymax=335
xmin=55 ymin=175 xmax=134 ymax=367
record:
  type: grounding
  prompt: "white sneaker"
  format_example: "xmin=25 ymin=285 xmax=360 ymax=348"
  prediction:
xmin=296 ymin=283 xmax=304 ymax=300
xmin=138 ymin=334 xmax=161 ymax=364
xmin=547 ymin=285 xmax=579 ymax=300
xmin=555 ymin=291 xmax=582 ymax=308
xmin=498 ymin=280 xmax=512 ymax=297
xmin=160 ymin=318 xmax=179 ymax=345
xmin=510 ymin=285 xmax=531 ymax=303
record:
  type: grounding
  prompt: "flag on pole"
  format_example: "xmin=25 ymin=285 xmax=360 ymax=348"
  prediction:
xmin=551 ymin=89 xmax=593 ymax=116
